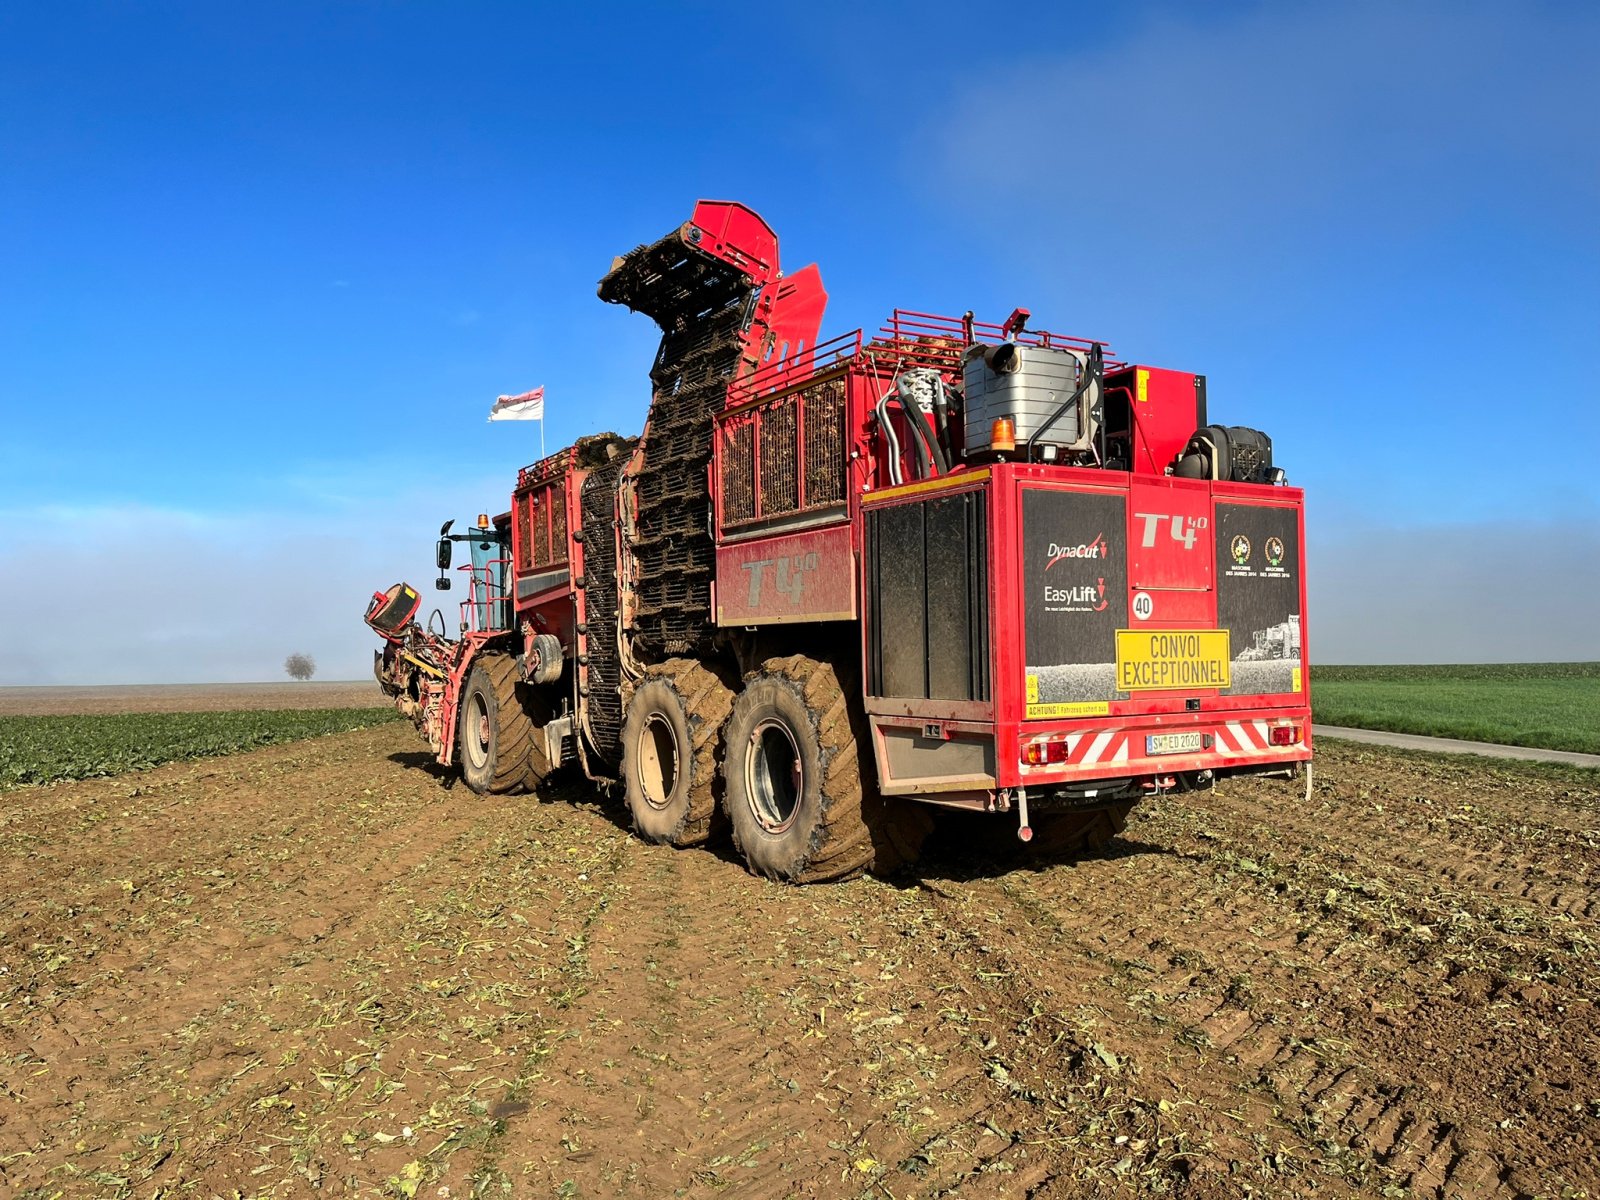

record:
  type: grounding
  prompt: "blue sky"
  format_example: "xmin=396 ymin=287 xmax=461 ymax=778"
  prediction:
xmin=2 ymin=1 xmax=1597 ymax=683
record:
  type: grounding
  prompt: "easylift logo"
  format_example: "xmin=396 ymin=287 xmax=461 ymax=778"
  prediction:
xmin=1045 ymin=533 xmax=1107 ymax=570
xmin=1044 ymin=577 xmax=1109 ymax=612
xmin=1134 ymin=512 xmax=1209 ymax=550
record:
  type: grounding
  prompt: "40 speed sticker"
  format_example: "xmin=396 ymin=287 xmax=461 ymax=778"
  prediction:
xmin=1115 ymin=629 xmax=1231 ymax=691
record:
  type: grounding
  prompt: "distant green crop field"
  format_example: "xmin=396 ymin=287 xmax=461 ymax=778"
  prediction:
xmin=1312 ymin=663 xmax=1600 ymax=755
xmin=0 ymin=707 xmax=401 ymax=790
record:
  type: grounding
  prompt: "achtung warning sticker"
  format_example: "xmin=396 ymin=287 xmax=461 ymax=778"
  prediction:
xmin=1024 ymin=675 xmax=1110 ymax=719
xmin=1115 ymin=630 xmax=1232 ymax=692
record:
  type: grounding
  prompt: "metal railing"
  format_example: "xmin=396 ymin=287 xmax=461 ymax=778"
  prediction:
xmin=458 ymin=558 xmax=513 ymax=635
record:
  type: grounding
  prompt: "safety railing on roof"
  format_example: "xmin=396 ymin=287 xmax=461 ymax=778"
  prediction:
xmin=871 ymin=309 xmax=1121 ymax=371
xmin=516 ymin=444 xmax=579 ymax=492
xmin=727 ymin=328 xmax=865 ymax=407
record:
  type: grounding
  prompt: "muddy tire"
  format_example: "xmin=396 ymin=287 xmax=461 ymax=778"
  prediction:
xmin=1027 ymin=802 xmax=1136 ymax=857
xmin=722 ymin=654 xmax=932 ymax=883
xmin=457 ymin=654 xmax=535 ymax=795
xmin=620 ymin=659 xmax=734 ymax=846
xmin=518 ymin=689 xmax=556 ymax=793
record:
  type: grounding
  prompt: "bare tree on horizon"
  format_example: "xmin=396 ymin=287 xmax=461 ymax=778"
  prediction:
xmin=284 ymin=653 xmax=316 ymax=682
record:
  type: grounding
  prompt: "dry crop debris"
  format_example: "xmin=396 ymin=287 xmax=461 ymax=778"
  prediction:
xmin=0 ymin=726 xmax=1596 ymax=1198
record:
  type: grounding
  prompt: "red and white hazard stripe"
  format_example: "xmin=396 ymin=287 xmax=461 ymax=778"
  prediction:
xmin=1066 ymin=729 xmax=1130 ymax=766
xmin=1023 ymin=718 xmax=1303 ymax=770
xmin=1216 ymin=719 xmax=1270 ymax=754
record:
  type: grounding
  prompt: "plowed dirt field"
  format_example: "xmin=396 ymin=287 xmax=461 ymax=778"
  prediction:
xmin=1 ymin=727 xmax=1596 ymax=1198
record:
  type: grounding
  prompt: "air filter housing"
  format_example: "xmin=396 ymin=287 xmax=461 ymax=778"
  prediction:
xmin=963 ymin=344 xmax=1091 ymax=456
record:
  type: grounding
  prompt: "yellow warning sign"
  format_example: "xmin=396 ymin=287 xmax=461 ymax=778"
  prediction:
xmin=1027 ymin=701 xmax=1112 ymax=719
xmin=1115 ymin=629 xmax=1231 ymax=692
xmin=1292 ymin=666 xmax=1303 ymax=693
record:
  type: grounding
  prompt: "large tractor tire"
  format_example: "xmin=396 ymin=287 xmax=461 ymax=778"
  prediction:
xmin=1027 ymin=802 xmax=1136 ymax=858
xmin=722 ymin=654 xmax=931 ymax=883
xmin=518 ymin=690 xmax=557 ymax=794
xmin=933 ymin=800 xmax=1136 ymax=863
xmin=620 ymin=658 xmax=735 ymax=846
xmin=458 ymin=654 xmax=538 ymax=795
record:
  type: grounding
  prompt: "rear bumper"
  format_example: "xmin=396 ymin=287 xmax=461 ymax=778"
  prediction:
xmin=1015 ymin=711 xmax=1311 ymax=787
xmin=866 ymin=706 xmax=1310 ymax=800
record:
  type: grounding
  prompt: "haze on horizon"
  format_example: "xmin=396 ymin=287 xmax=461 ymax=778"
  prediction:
xmin=2 ymin=1 xmax=1597 ymax=685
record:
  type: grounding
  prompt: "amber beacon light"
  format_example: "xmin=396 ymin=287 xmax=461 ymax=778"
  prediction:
xmin=990 ymin=416 xmax=1016 ymax=454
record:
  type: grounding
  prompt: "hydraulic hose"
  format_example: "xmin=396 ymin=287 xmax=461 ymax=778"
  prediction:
xmin=875 ymin=392 xmax=942 ymax=480
xmin=887 ymin=394 xmax=937 ymax=478
xmin=875 ymin=393 xmax=905 ymax=486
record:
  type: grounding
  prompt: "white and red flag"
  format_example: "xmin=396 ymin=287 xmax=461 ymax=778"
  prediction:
xmin=488 ymin=386 xmax=545 ymax=421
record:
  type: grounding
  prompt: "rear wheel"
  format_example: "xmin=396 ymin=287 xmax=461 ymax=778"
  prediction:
xmin=620 ymin=659 xmax=734 ymax=846
xmin=722 ymin=655 xmax=930 ymax=883
xmin=932 ymin=800 xmax=1136 ymax=862
xmin=458 ymin=654 xmax=536 ymax=795
xmin=1027 ymin=802 xmax=1136 ymax=857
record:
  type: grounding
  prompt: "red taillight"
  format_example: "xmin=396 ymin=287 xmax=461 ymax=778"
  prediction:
xmin=1022 ymin=740 xmax=1069 ymax=765
xmin=1270 ymin=724 xmax=1300 ymax=746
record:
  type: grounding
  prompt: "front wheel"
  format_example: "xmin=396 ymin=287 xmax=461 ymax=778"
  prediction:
xmin=458 ymin=654 xmax=536 ymax=795
xmin=722 ymin=655 xmax=929 ymax=883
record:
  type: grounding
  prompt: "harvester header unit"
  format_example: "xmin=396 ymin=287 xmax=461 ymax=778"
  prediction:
xmin=365 ymin=200 xmax=1311 ymax=881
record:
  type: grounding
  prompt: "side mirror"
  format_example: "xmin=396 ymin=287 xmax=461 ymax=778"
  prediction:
xmin=435 ymin=519 xmax=456 ymax=589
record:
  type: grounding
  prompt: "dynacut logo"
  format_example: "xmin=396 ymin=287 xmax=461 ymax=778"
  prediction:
xmin=1134 ymin=512 xmax=1209 ymax=551
xmin=1045 ymin=534 xmax=1107 ymax=570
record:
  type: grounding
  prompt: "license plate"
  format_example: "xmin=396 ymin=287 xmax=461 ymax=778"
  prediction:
xmin=1146 ymin=732 xmax=1203 ymax=756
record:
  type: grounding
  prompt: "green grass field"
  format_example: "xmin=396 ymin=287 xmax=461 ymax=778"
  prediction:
xmin=1312 ymin=662 xmax=1600 ymax=755
xmin=0 ymin=707 xmax=401 ymax=790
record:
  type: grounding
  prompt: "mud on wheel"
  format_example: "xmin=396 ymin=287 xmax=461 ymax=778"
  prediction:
xmin=620 ymin=658 xmax=735 ymax=846
xmin=722 ymin=654 xmax=931 ymax=883
xmin=1026 ymin=802 xmax=1135 ymax=858
xmin=458 ymin=653 xmax=545 ymax=795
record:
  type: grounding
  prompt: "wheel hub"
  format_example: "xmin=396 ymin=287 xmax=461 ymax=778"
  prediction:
xmin=747 ymin=718 xmax=801 ymax=833
xmin=464 ymin=693 xmax=491 ymax=769
xmin=637 ymin=713 xmax=680 ymax=810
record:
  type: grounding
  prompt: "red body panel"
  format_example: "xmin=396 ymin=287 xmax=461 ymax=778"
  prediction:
xmin=715 ymin=522 xmax=855 ymax=625
xmin=683 ymin=200 xmax=779 ymax=283
xmin=853 ymin=461 xmax=1310 ymax=803
xmin=1105 ymin=365 xmax=1205 ymax=475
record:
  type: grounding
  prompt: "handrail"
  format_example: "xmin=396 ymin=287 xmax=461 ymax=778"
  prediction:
xmin=458 ymin=558 xmax=514 ymax=635
xmin=727 ymin=327 xmax=864 ymax=405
